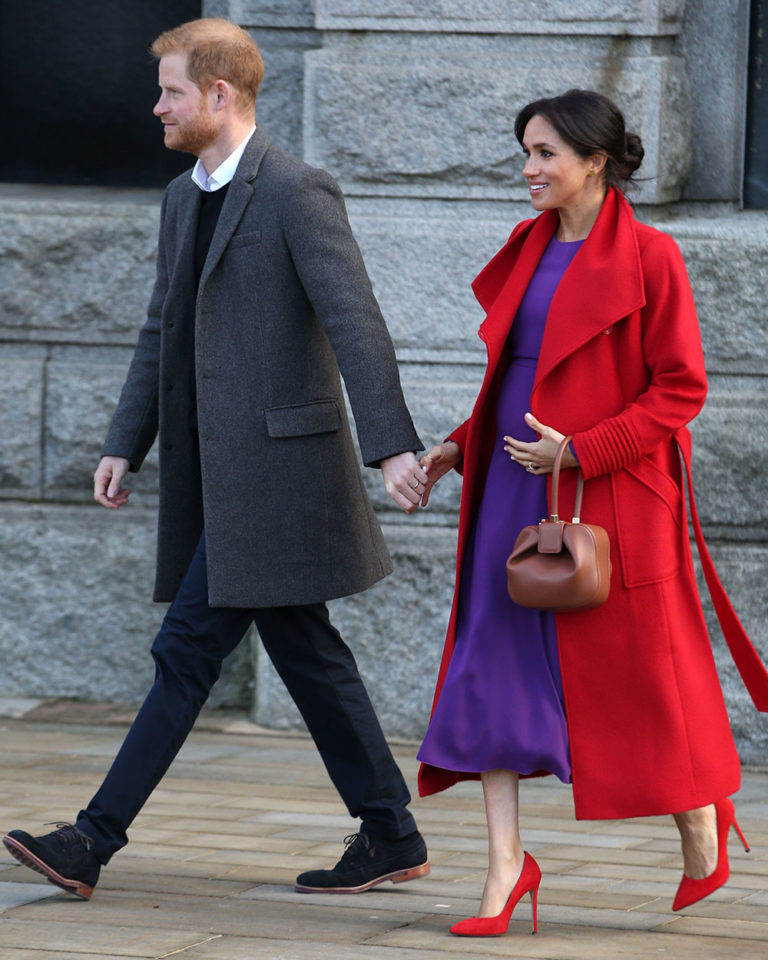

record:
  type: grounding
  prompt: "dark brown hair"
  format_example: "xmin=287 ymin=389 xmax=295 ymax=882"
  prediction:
xmin=514 ymin=89 xmax=644 ymax=191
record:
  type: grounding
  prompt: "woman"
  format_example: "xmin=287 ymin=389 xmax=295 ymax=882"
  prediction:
xmin=416 ymin=89 xmax=767 ymax=937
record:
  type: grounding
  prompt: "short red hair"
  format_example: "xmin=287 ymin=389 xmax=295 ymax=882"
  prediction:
xmin=151 ymin=18 xmax=264 ymax=117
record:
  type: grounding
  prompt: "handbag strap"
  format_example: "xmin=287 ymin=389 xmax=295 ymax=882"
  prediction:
xmin=550 ymin=436 xmax=584 ymax=523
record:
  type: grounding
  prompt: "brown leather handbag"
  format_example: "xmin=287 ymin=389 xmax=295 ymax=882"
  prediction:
xmin=506 ymin=437 xmax=612 ymax=611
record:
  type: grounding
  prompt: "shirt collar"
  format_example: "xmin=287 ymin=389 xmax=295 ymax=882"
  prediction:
xmin=191 ymin=126 xmax=256 ymax=192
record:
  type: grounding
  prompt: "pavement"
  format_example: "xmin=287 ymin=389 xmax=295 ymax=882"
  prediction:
xmin=0 ymin=698 xmax=766 ymax=960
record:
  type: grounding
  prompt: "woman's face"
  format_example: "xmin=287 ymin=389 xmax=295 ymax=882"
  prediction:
xmin=521 ymin=114 xmax=600 ymax=213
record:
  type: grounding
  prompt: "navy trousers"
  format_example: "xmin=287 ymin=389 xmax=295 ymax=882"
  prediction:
xmin=76 ymin=532 xmax=416 ymax=864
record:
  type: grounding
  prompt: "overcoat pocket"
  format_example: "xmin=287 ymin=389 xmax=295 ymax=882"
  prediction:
xmin=228 ymin=230 xmax=262 ymax=249
xmin=612 ymin=457 xmax=684 ymax=588
xmin=265 ymin=399 xmax=342 ymax=438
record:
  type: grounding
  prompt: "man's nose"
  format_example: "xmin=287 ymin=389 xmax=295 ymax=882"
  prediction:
xmin=153 ymin=95 xmax=167 ymax=116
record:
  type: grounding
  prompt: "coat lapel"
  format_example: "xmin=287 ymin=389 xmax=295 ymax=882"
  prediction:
xmin=198 ymin=124 xmax=271 ymax=294
xmin=533 ymin=189 xmax=646 ymax=391
xmin=474 ymin=210 xmax=557 ymax=372
xmin=167 ymin=177 xmax=201 ymax=312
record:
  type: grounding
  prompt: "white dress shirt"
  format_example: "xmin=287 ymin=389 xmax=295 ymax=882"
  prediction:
xmin=191 ymin=126 xmax=256 ymax=192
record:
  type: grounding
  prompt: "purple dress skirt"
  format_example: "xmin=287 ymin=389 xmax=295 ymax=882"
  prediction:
xmin=418 ymin=237 xmax=584 ymax=783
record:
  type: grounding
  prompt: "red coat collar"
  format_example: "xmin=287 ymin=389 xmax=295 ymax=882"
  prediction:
xmin=473 ymin=188 xmax=647 ymax=389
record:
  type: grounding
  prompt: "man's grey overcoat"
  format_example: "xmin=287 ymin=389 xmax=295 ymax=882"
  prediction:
xmin=103 ymin=125 xmax=421 ymax=607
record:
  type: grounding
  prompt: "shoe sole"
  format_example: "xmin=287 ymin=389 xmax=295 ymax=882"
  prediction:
xmin=294 ymin=859 xmax=430 ymax=894
xmin=2 ymin=835 xmax=94 ymax=900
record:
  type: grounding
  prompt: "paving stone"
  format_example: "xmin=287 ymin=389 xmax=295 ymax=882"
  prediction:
xmin=534 ymin=844 xmax=677 ymax=867
xmin=238 ymin=883 xmax=465 ymax=915
xmin=178 ymin=937 xmax=455 ymax=960
xmin=643 ymin=897 xmax=768 ymax=922
xmin=0 ymin=881 xmax=62 ymax=912
xmin=664 ymin=915 xmax=768 ymax=941
xmin=0 ymin=918 xmax=212 ymax=957
xmin=0 ymin=953 xmax=128 ymax=960
xmin=0 ymin=717 xmax=766 ymax=958
xmin=0 ymin=699 xmax=43 ymax=719
xmin=96 ymin=873 xmax=256 ymax=898
xmin=370 ymin=919 xmax=768 ymax=957
xmin=9 ymin=890 xmax=422 ymax=943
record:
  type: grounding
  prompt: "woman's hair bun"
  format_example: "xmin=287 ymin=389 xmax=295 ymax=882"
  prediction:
xmin=622 ymin=132 xmax=645 ymax=176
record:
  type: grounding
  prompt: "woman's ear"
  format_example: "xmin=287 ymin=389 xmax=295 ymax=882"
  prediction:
xmin=590 ymin=152 xmax=608 ymax=177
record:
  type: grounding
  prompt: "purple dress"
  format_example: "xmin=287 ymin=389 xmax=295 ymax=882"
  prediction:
xmin=418 ymin=236 xmax=583 ymax=783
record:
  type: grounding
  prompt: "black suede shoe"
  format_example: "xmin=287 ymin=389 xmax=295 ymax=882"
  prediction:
xmin=295 ymin=829 xmax=429 ymax=893
xmin=3 ymin=823 xmax=101 ymax=899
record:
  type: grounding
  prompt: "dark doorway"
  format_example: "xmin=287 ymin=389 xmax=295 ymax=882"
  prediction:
xmin=0 ymin=0 xmax=202 ymax=188
xmin=745 ymin=0 xmax=768 ymax=207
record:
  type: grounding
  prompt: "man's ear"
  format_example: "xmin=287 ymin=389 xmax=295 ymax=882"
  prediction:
xmin=211 ymin=79 xmax=233 ymax=112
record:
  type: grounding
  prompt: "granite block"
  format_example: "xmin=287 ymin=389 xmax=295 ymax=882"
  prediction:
xmin=314 ymin=0 xmax=684 ymax=35
xmin=0 ymin=354 xmax=44 ymax=499
xmin=207 ymin=0 xmax=314 ymax=29
xmin=305 ymin=47 xmax=689 ymax=204
xmin=0 ymin=193 xmax=159 ymax=343
xmin=679 ymin=0 xmax=748 ymax=201
xmin=689 ymin=376 xmax=767 ymax=533
xmin=0 ymin=504 xmax=252 ymax=709
xmin=43 ymin=360 xmax=159 ymax=503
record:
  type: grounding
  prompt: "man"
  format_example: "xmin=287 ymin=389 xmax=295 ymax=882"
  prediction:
xmin=3 ymin=18 xmax=430 ymax=900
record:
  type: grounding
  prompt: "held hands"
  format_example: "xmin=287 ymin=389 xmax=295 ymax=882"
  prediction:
xmin=418 ymin=441 xmax=461 ymax=507
xmin=94 ymin=456 xmax=132 ymax=509
xmin=503 ymin=412 xmax=579 ymax=474
xmin=381 ymin=451 xmax=429 ymax=514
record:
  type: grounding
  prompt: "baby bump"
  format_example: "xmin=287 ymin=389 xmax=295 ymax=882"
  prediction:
xmin=496 ymin=357 xmax=539 ymax=440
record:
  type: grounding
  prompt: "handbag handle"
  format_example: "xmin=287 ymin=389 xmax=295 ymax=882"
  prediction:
xmin=549 ymin=436 xmax=584 ymax=523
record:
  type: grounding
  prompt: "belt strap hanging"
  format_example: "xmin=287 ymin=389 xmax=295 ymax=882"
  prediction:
xmin=677 ymin=428 xmax=768 ymax=712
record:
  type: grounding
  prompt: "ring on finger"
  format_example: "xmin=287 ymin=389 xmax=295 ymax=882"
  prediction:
xmin=526 ymin=462 xmax=535 ymax=473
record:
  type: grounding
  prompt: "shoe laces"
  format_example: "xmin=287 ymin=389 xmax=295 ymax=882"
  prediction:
xmin=43 ymin=822 xmax=94 ymax=852
xmin=338 ymin=832 xmax=372 ymax=866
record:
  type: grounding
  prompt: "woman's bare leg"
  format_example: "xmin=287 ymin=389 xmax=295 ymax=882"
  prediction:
xmin=673 ymin=804 xmax=717 ymax=879
xmin=477 ymin=769 xmax=524 ymax=916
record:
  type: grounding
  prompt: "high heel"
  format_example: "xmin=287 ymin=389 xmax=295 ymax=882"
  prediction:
xmin=450 ymin=851 xmax=541 ymax=936
xmin=672 ymin=797 xmax=750 ymax=911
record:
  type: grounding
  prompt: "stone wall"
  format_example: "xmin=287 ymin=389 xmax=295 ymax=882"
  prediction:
xmin=1 ymin=0 xmax=766 ymax=761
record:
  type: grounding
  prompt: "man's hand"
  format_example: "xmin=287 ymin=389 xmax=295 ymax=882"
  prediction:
xmin=94 ymin=456 xmax=132 ymax=509
xmin=380 ymin=452 xmax=429 ymax=514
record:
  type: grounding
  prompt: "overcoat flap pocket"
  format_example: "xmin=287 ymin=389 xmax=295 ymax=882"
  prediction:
xmin=228 ymin=230 xmax=262 ymax=249
xmin=265 ymin=399 xmax=342 ymax=438
xmin=625 ymin=457 xmax=682 ymax=525
xmin=613 ymin=456 xmax=684 ymax=588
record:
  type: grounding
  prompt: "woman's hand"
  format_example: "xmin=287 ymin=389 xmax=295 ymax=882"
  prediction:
xmin=419 ymin=440 xmax=461 ymax=506
xmin=503 ymin=413 xmax=578 ymax=474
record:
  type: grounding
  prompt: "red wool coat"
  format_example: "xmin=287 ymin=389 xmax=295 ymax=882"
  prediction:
xmin=418 ymin=188 xmax=768 ymax=820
